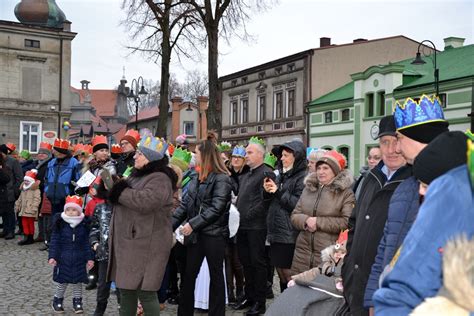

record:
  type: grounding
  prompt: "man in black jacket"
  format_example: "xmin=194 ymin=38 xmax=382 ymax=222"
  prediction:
xmin=233 ymin=139 xmax=271 ymax=315
xmin=342 ymin=115 xmax=410 ymax=316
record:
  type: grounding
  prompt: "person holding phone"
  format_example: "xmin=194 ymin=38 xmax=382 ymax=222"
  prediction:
xmin=263 ymin=140 xmax=306 ymax=294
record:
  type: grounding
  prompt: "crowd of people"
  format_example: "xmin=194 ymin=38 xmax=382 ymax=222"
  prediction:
xmin=0 ymin=93 xmax=473 ymax=316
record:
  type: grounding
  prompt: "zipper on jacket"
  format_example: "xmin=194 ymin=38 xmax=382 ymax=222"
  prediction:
xmin=309 ymin=185 xmax=324 ymax=268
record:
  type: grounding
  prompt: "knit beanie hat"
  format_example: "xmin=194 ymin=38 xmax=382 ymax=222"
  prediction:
xmin=0 ymin=144 xmax=8 ymax=155
xmin=20 ymin=149 xmax=31 ymax=160
xmin=399 ymin=121 xmax=449 ymax=144
xmin=413 ymin=131 xmax=467 ymax=185
xmin=121 ymin=129 xmax=140 ymax=149
xmin=316 ymin=150 xmax=347 ymax=175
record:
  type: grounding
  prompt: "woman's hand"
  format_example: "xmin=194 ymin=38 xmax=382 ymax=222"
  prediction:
xmin=305 ymin=217 xmax=317 ymax=232
xmin=87 ymin=260 xmax=94 ymax=270
xmin=180 ymin=223 xmax=193 ymax=236
xmin=263 ymin=178 xmax=278 ymax=193
xmin=48 ymin=258 xmax=57 ymax=266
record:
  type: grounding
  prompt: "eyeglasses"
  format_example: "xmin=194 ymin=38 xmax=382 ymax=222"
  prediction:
xmin=368 ymin=155 xmax=381 ymax=160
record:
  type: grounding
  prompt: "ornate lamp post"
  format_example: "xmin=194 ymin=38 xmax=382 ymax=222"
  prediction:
xmin=127 ymin=76 xmax=148 ymax=130
xmin=411 ymin=40 xmax=439 ymax=97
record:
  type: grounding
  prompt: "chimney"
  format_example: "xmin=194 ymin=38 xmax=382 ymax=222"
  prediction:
xmin=444 ymin=37 xmax=465 ymax=50
xmin=320 ymin=37 xmax=331 ymax=47
xmin=353 ymin=38 xmax=368 ymax=43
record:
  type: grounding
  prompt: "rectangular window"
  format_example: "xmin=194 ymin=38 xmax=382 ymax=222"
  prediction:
xmin=258 ymin=95 xmax=266 ymax=122
xmin=183 ymin=121 xmax=194 ymax=136
xmin=324 ymin=111 xmax=333 ymax=123
xmin=25 ymin=39 xmax=40 ymax=48
xmin=341 ymin=109 xmax=350 ymax=121
xmin=20 ymin=121 xmax=42 ymax=153
xmin=366 ymin=93 xmax=375 ymax=117
xmin=439 ymin=93 xmax=447 ymax=108
xmin=241 ymin=99 xmax=248 ymax=123
xmin=275 ymin=92 xmax=283 ymax=119
xmin=231 ymin=101 xmax=238 ymax=125
xmin=287 ymin=63 xmax=295 ymax=72
xmin=287 ymin=89 xmax=295 ymax=117
xmin=378 ymin=91 xmax=386 ymax=116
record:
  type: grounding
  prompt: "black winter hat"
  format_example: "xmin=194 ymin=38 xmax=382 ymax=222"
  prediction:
xmin=413 ymin=131 xmax=467 ymax=185
xmin=399 ymin=121 xmax=449 ymax=144
xmin=377 ymin=115 xmax=397 ymax=139
xmin=0 ymin=144 xmax=8 ymax=155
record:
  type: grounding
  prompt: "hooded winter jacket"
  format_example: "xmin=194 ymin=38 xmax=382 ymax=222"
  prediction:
xmin=45 ymin=156 xmax=80 ymax=205
xmin=290 ymin=170 xmax=355 ymax=274
xmin=264 ymin=140 xmax=306 ymax=244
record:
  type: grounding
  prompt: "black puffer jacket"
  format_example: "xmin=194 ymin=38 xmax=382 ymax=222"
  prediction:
xmin=172 ymin=172 xmax=232 ymax=242
xmin=264 ymin=140 xmax=307 ymax=244
xmin=89 ymin=202 xmax=113 ymax=262
xmin=116 ymin=151 xmax=135 ymax=177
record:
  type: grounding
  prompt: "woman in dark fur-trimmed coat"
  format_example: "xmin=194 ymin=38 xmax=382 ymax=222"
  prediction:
xmin=290 ymin=151 xmax=355 ymax=275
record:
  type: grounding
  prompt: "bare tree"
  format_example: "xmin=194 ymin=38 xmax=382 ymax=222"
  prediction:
xmin=182 ymin=70 xmax=208 ymax=102
xmin=183 ymin=0 xmax=270 ymax=134
xmin=168 ymin=73 xmax=184 ymax=99
xmin=121 ymin=0 xmax=201 ymax=137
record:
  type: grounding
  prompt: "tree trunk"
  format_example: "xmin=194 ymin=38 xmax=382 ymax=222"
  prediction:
xmin=206 ymin=23 xmax=221 ymax=136
xmin=156 ymin=15 xmax=171 ymax=138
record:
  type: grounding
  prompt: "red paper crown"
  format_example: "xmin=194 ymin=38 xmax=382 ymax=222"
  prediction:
xmin=92 ymin=135 xmax=108 ymax=147
xmin=124 ymin=129 xmax=141 ymax=142
xmin=6 ymin=142 xmax=16 ymax=152
xmin=83 ymin=144 xmax=93 ymax=154
xmin=24 ymin=169 xmax=38 ymax=181
xmin=53 ymin=138 xmax=70 ymax=150
xmin=111 ymin=144 xmax=122 ymax=154
xmin=39 ymin=142 xmax=53 ymax=151
xmin=73 ymin=143 xmax=84 ymax=154
xmin=336 ymin=229 xmax=348 ymax=245
xmin=65 ymin=195 xmax=83 ymax=207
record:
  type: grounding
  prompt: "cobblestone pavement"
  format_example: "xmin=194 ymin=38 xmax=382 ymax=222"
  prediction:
xmin=0 ymin=235 xmax=280 ymax=315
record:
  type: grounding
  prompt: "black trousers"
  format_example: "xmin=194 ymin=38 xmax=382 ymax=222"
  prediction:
xmin=236 ymin=229 xmax=268 ymax=304
xmin=168 ymin=242 xmax=187 ymax=296
xmin=95 ymin=260 xmax=120 ymax=315
xmin=178 ymin=235 xmax=226 ymax=316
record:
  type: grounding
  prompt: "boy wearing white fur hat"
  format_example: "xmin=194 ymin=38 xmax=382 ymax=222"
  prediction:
xmin=15 ymin=169 xmax=41 ymax=245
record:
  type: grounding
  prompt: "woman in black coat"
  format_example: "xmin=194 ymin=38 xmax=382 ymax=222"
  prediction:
xmin=263 ymin=140 xmax=307 ymax=293
xmin=172 ymin=133 xmax=232 ymax=316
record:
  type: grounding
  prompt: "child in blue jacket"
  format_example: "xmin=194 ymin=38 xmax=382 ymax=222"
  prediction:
xmin=48 ymin=195 xmax=94 ymax=314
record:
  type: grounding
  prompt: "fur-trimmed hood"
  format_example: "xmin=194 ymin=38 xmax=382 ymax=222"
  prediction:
xmin=304 ymin=169 xmax=354 ymax=193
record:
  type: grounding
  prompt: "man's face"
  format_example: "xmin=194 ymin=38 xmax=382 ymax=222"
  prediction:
xmin=379 ymin=135 xmax=405 ymax=171
xmin=120 ymin=140 xmax=135 ymax=154
xmin=53 ymin=150 xmax=67 ymax=159
xmin=395 ymin=132 xmax=425 ymax=165
xmin=245 ymin=144 xmax=263 ymax=168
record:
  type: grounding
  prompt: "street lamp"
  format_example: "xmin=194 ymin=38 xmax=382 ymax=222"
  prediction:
xmin=411 ymin=40 xmax=439 ymax=97
xmin=127 ymin=76 xmax=148 ymax=130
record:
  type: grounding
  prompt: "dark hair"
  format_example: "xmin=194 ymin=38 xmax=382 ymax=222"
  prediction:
xmin=197 ymin=133 xmax=229 ymax=182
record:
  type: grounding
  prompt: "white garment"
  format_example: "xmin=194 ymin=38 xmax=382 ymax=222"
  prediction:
xmin=194 ymin=258 xmax=228 ymax=309
xmin=60 ymin=212 xmax=85 ymax=228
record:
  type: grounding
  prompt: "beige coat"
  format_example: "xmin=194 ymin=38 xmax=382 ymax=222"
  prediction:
xmin=290 ymin=170 xmax=354 ymax=275
xmin=15 ymin=183 xmax=41 ymax=218
xmin=107 ymin=169 xmax=174 ymax=291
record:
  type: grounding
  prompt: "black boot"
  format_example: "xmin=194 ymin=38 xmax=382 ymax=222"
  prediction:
xmin=18 ymin=235 xmax=34 ymax=245
xmin=52 ymin=296 xmax=65 ymax=313
xmin=246 ymin=301 xmax=266 ymax=315
xmin=73 ymin=297 xmax=84 ymax=314
xmin=93 ymin=301 xmax=107 ymax=316
xmin=279 ymin=282 xmax=287 ymax=293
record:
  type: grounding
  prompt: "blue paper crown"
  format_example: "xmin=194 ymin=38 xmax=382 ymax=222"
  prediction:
xmin=306 ymin=147 xmax=318 ymax=157
xmin=393 ymin=94 xmax=446 ymax=130
xmin=232 ymin=145 xmax=246 ymax=157
xmin=139 ymin=136 xmax=168 ymax=155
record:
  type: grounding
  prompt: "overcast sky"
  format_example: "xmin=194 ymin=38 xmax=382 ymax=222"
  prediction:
xmin=1 ymin=0 xmax=473 ymax=89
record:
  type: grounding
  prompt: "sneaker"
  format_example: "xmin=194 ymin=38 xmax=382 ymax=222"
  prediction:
xmin=73 ymin=297 xmax=84 ymax=314
xmin=52 ymin=297 xmax=65 ymax=313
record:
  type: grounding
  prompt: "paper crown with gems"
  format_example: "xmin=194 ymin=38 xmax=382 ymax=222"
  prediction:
xmin=218 ymin=141 xmax=232 ymax=153
xmin=393 ymin=94 xmax=446 ymax=131
xmin=39 ymin=142 xmax=53 ymax=151
xmin=248 ymin=136 xmax=265 ymax=147
xmin=232 ymin=146 xmax=246 ymax=158
xmin=6 ymin=143 xmax=16 ymax=153
xmin=64 ymin=195 xmax=83 ymax=213
xmin=264 ymin=152 xmax=278 ymax=169
xmin=53 ymin=138 xmax=70 ymax=150
xmin=170 ymin=147 xmax=192 ymax=171
xmin=138 ymin=136 xmax=168 ymax=162
xmin=335 ymin=229 xmax=349 ymax=250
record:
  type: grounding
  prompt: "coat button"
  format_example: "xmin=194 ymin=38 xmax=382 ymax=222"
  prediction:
xmin=354 ymin=264 xmax=359 ymax=269
xmin=365 ymin=215 xmax=370 ymax=220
